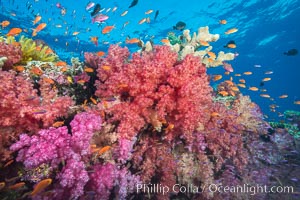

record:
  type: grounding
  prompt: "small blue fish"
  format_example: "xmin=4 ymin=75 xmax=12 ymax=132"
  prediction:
xmin=25 ymin=96 xmax=36 ymax=101
xmin=103 ymin=96 xmax=116 ymax=102
xmin=33 ymin=110 xmax=47 ymax=114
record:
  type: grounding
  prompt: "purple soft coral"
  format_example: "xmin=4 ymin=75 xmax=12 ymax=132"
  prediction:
xmin=10 ymin=112 xmax=102 ymax=198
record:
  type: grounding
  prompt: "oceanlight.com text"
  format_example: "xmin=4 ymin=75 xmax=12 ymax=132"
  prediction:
xmin=208 ymin=183 xmax=294 ymax=196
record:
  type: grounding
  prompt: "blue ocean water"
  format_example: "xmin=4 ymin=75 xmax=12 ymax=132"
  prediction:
xmin=0 ymin=0 xmax=299 ymax=120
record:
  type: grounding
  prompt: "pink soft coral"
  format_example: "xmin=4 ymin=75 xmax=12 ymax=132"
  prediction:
xmin=88 ymin=163 xmax=141 ymax=200
xmin=95 ymin=45 xmax=212 ymax=146
xmin=0 ymin=42 xmax=22 ymax=70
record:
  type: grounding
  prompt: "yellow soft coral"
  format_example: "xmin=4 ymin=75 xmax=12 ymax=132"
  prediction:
xmin=6 ymin=36 xmax=58 ymax=64
xmin=19 ymin=36 xmax=58 ymax=63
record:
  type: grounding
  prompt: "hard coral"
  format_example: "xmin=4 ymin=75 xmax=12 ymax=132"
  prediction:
xmin=0 ymin=42 xmax=22 ymax=70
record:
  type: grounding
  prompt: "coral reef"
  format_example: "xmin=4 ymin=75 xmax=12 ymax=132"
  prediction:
xmin=3 ymin=38 xmax=299 ymax=200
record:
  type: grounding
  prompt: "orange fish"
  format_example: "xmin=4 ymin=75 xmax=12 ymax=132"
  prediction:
xmin=102 ymin=65 xmax=111 ymax=71
xmin=211 ymin=112 xmax=220 ymax=117
xmin=224 ymin=71 xmax=230 ymax=75
xmin=35 ymin=23 xmax=47 ymax=31
xmin=243 ymin=71 xmax=252 ymax=75
xmin=6 ymin=27 xmax=22 ymax=36
xmin=262 ymin=77 xmax=271 ymax=82
xmin=207 ymin=51 xmax=216 ymax=59
xmin=219 ymin=91 xmax=229 ymax=96
xmin=207 ymin=58 xmax=214 ymax=63
xmin=55 ymin=61 xmax=67 ymax=67
xmin=45 ymin=48 xmax=54 ymax=55
xmin=43 ymin=77 xmax=55 ymax=84
xmin=231 ymin=86 xmax=239 ymax=92
xmin=31 ymin=67 xmax=43 ymax=76
xmin=219 ymin=19 xmax=227 ymax=25
xmin=96 ymin=51 xmax=105 ymax=57
xmin=14 ymin=65 xmax=25 ymax=72
xmin=52 ymin=121 xmax=64 ymax=127
xmin=249 ymin=87 xmax=259 ymax=91
xmin=225 ymin=28 xmax=238 ymax=34
xmin=199 ymin=40 xmax=209 ymax=46
xmin=126 ymin=38 xmax=140 ymax=44
xmin=102 ymin=100 xmax=109 ymax=109
xmin=36 ymin=46 xmax=42 ymax=51
xmin=90 ymin=36 xmax=98 ymax=46
xmin=72 ymin=31 xmax=80 ymax=36
xmin=90 ymin=97 xmax=97 ymax=104
xmin=234 ymin=74 xmax=241 ymax=76
xmin=84 ymin=67 xmax=94 ymax=73
xmin=32 ymin=16 xmax=41 ymax=25
xmin=229 ymin=91 xmax=236 ymax=96
xmin=225 ymin=80 xmax=234 ymax=86
xmin=161 ymin=38 xmax=170 ymax=44
xmin=239 ymin=79 xmax=246 ymax=83
xmin=30 ymin=178 xmax=52 ymax=196
xmin=118 ymin=84 xmax=128 ymax=89
xmin=102 ymin=25 xmax=115 ymax=34
xmin=1 ymin=20 xmax=10 ymax=28
xmin=279 ymin=95 xmax=288 ymax=98
xmin=138 ymin=18 xmax=147 ymax=24
xmin=8 ymin=182 xmax=26 ymax=190
xmin=77 ymin=80 xmax=86 ymax=84
xmin=226 ymin=43 xmax=236 ymax=48
xmin=145 ymin=9 xmax=153 ymax=14
xmin=121 ymin=10 xmax=128 ymax=16
xmin=213 ymin=75 xmax=222 ymax=81
xmin=294 ymin=101 xmax=300 ymax=105
xmin=32 ymin=23 xmax=47 ymax=36
xmin=98 ymin=146 xmax=111 ymax=155
xmin=165 ymin=123 xmax=174 ymax=132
